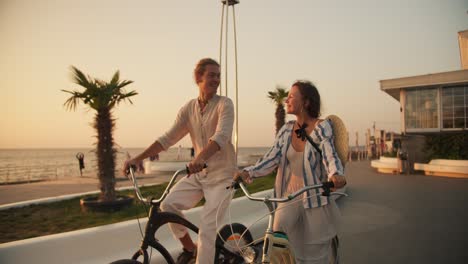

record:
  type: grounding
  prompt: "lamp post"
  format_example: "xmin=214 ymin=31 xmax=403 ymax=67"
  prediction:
xmin=220 ymin=0 xmax=240 ymax=157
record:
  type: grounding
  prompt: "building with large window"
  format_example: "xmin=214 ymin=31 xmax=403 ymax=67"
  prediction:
xmin=379 ymin=30 xmax=467 ymax=170
xmin=381 ymin=70 xmax=468 ymax=134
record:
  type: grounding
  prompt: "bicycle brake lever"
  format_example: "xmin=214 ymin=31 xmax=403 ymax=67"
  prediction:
xmin=321 ymin=181 xmax=335 ymax=196
xmin=226 ymin=181 xmax=240 ymax=190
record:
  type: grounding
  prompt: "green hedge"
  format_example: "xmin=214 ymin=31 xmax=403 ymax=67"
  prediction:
xmin=424 ymin=133 xmax=468 ymax=160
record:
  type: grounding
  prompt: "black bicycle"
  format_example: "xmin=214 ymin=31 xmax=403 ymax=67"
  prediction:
xmin=110 ymin=166 xmax=252 ymax=264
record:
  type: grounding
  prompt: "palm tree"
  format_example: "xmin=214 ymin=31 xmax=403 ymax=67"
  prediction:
xmin=62 ymin=66 xmax=137 ymax=202
xmin=268 ymin=86 xmax=289 ymax=135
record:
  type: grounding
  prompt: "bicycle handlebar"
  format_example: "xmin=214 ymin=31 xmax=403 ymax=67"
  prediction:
xmin=127 ymin=166 xmax=185 ymax=204
xmin=231 ymin=180 xmax=346 ymax=203
xmin=127 ymin=164 xmax=207 ymax=204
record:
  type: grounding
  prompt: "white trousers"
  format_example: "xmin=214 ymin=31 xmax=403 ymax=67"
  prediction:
xmin=161 ymin=175 xmax=233 ymax=264
xmin=273 ymin=198 xmax=341 ymax=264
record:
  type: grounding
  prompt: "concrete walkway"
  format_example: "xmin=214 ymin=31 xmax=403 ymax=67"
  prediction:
xmin=0 ymin=173 xmax=172 ymax=205
xmin=1 ymin=161 xmax=467 ymax=263
xmin=337 ymin=160 xmax=468 ymax=264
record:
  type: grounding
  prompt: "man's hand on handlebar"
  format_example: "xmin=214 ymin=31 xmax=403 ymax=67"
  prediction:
xmin=186 ymin=156 xmax=206 ymax=176
xmin=233 ymin=170 xmax=252 ymax=184
xmin=122 ymin=158 xmax=143 ymax=176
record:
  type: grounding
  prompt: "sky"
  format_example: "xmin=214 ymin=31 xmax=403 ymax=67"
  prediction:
xmin=1 ymin=0 xmax=467 ymax=149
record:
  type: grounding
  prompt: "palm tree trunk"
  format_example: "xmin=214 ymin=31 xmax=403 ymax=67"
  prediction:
xmin=275 ymin=104 xmax=286 ymax=135
xmin=94 ymin=108 xmax=116 ymax=202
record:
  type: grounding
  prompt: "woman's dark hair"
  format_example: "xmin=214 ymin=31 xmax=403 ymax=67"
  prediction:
xmin=292 ymin=80 xmax=321 ymax=118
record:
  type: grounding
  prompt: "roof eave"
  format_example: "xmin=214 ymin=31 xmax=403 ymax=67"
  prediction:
xmin=379 ymin=69 xmax=468 ymax=102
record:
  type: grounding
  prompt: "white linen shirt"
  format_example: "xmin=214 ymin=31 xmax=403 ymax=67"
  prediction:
xmin=157 ymin=94 xmax=236 ymax=184
xmin=243 ymin=119 xmax=345 ymax=208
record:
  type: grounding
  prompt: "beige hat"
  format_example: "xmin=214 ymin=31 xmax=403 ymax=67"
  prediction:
xmin=326 ymin=115 xmax=349 ymax=168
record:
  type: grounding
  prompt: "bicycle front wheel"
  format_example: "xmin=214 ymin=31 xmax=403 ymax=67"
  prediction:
xmin=215 ymin=223 xmax=253 ymax=263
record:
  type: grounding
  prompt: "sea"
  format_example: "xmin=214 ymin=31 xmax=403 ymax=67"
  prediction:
xmin=0 ymin=147 xmax=269 ymax=184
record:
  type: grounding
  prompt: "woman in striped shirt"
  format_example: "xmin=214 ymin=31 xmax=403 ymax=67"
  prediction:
xmin=235 ymin=80 xmax=346 ymax=264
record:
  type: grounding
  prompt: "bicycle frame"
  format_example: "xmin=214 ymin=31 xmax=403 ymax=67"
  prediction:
xmin=127 ymin=168 xmax=198 ymax=263
xmin=117 ymin=168 xmax=244 ymax=264
xmin=235 ymin=181 xmax=345 ymax=264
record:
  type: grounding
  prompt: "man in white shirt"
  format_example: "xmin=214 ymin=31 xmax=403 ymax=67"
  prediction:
xmin=123 ymin=58 xmax=236 ymax=263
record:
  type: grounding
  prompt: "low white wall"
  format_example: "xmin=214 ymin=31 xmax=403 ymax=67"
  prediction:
xmin=371 ymin=157 xmax=397 ymax=168
xmin=414 ymin=159 xmax=468 ymax=177
xmin=0 ymin=190 xmax=272 ymax=264
xmin=428 ymin=159 xmax=468 ymax=167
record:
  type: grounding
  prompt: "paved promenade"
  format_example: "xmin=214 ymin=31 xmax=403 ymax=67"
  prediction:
xmin=337 ymin=161 xmax=468 ymax=263
xmin=1 ymin=161 xmax=467 ymax=263
xmin=0 ymin=173 xmax=172 ymax=205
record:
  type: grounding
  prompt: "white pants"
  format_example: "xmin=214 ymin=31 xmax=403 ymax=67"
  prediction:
xmin=273 ymin=198 xmax=341 ymax=264
xmin=161 ymin=175 xmax=233 ymax=264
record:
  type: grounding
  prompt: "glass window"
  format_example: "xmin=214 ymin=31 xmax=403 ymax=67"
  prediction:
xmin=405 ymin=88 xmax=438 ymax=129
xmin=454 ymin=96 xmax=464 ymax=106
xmin=443 ymin=119 xmax=453 ymax=128
xmin=455 ymin=118 xmax=465 ymax=128
xmin=455 ymin=107 xmax=464 ymax=117
xmin=442 ymin=96 xmax=451 ymax=106
xmin=441 ymin=85 xmax=467 ymax=129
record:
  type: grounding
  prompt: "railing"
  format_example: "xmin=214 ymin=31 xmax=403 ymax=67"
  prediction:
xmin=0 ymin=164 xmax=100 ymax=184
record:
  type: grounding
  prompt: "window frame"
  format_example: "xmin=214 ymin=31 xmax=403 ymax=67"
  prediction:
xmin=403 ymin=85 xmax=467 ymax=133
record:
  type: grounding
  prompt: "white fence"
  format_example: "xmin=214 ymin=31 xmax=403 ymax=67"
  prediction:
xmin=0 ymin=164 xmax=96 ymax=184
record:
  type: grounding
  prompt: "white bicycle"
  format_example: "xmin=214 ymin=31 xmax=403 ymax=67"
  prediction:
xmin=218 ymin=180 xmax=346 ymax=264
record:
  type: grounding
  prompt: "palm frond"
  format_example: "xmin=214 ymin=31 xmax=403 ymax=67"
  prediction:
xmin=63 ymin=66 xmax=137 ymax=111
xmin=62 ymin=90 xmax=86 ymax=111
xmin=268 ymin=86 xmax=288 ymax=104
xmin=116 ymin=80 xmax=134 ymax=89
xmin=70 ymin=66 xmax=93 ymax=89
xmin=121 ymin=90 xmax=138 ymax=99
xmin=110 ymin=70 xmax=120 ymax=86
xmin=61 ymin=89 xmax=75 ymax=95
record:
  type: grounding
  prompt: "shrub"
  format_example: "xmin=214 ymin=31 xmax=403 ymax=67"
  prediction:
xmin=424 ymin=133 xmax=468 ymax=160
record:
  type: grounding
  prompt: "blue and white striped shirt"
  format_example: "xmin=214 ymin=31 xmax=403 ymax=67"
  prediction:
xmin=243 ymin=119 xmax=344 ymax=209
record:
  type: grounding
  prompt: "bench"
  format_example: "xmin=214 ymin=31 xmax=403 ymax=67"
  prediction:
xmin=414 ymin=159 xmax=468 ymax=178
xmin=371 ymin=157 xmax=402 ymax=174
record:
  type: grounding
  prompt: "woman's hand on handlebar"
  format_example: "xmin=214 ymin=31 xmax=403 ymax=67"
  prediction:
xmin=233 ymin=170 xmax=252 ymax=184
xmin=329 ymin=174 xmax=346 ymax=190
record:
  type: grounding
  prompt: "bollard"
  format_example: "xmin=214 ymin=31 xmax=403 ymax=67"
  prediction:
xmin=398 ymin=150 xmax=408 ymax=175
